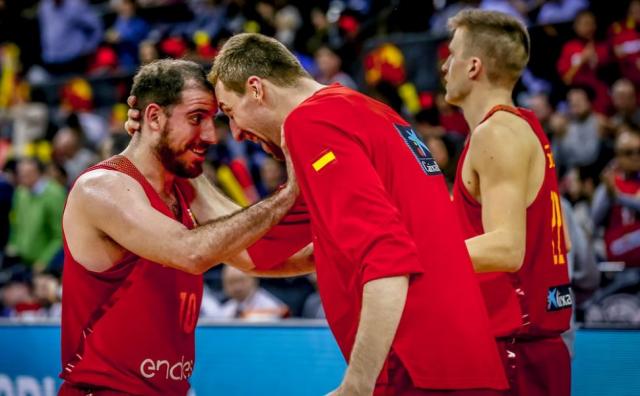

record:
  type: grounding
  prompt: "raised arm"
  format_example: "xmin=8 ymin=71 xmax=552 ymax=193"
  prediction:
xmin=465 ymin=120 xmax=530 ymax=273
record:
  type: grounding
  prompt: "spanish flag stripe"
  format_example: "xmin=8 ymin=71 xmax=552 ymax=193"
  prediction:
xmin=312 ymin=151 xmax=336 ymax=171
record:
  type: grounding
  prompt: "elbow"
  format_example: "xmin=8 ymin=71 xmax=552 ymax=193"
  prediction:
xmin=183 ymin=254 xmax=208 ymax=275
xmin=501 ymin=245 xmax=525 ymax=273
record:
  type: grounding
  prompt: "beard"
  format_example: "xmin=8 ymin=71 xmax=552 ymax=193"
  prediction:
xmin=155 ymin=124 xmax=206 ymax=178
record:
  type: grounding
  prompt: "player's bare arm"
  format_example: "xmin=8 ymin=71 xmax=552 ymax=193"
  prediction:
xmin=64 ymin=168 xmax=298 ymax=275
xmin=330 ymin=276 xmax=409 ymax=396
xmin=465 ymin=114 xmax=537 ymax=272
xmin=185 ymin=132 xmax=315 ymax=277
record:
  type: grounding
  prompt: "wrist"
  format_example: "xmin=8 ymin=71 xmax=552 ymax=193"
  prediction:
xmin=341 ymin=377 xmax=374 ymax=396
xmin=342 ymin=368 xmax=375 ymax=396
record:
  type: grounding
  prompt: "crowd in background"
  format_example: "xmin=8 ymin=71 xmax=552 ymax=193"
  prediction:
xmin=0 ymin=0 xmax=639 ymax=325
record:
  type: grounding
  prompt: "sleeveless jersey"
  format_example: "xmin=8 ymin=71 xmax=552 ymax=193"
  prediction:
xmin=452 ymin=105 xmax=572 ymax=338
xmin=60 ymin=155 xmax=203 ymax=395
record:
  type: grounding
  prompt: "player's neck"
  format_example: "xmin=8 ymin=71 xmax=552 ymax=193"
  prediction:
xmin=272 ymin=78 xmax=326 ymax=143
xmin=122 ymin=135 xmax=176 ymax=196
xmin=461 ymin=87 xmax=514 ymax=131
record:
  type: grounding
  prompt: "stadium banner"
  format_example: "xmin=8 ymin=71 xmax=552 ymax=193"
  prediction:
xmin=0 ymin=320 xmax=638 ymax=396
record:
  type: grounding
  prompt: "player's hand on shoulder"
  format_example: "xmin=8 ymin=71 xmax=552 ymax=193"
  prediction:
xmin=125 ymin=95 xmax=141 ymax=136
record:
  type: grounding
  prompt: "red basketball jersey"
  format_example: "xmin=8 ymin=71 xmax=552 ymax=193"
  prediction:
xmin=60 ymin=155 xmax=202 ymax=395
xmin=452 ymin=105 xmax=572 ymax=338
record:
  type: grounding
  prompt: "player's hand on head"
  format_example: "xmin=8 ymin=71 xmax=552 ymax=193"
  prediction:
xmin=124 ymin=95 xmax=141 ymax=136
xmin=281 ymin=125 xmax=299 ymax=197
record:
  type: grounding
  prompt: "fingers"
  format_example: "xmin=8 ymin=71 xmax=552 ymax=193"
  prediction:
xmin=126 ymin=95 xmax=141 ymax=136
xmin=125 ymin=108 xmax=141 ymax=136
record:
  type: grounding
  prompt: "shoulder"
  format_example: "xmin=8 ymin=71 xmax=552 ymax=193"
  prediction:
xmin=472 ymin=111 xmax=533 ymax=148
xmin=70 ymin=169 xmax=143 ymax=208
xmin=469 ymin=112 xmax=536 ymax=168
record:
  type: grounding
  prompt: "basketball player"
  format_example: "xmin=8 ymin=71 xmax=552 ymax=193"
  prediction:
xmin=59 ymin=59 xmax=312 ymax=395
xmin=444 ymin=9 xmax=572 ymax=396
xmin=208 ymin=33 xmax=508 ymax=395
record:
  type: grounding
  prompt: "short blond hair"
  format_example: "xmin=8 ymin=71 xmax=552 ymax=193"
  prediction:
xmin=448 ymin=9 xmax=530 ymax=86
xmin=208 ymin=33 xmax=310 ymax=94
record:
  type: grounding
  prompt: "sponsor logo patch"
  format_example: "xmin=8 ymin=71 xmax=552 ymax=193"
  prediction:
xmin=394 ymin=124 xmax=441 ymax=175
xmin=547 ymin=284 xmax=573 ymax=311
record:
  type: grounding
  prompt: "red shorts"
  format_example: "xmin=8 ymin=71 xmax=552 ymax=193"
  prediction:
xmin=373 ymin=352 xmax=506 ymax=396
xmin=497 ymin=336 xmax=571 ymax=396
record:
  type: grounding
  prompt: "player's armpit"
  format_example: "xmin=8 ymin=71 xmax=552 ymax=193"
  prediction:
xmin=465 ymin=122 xmax=530 ymax=272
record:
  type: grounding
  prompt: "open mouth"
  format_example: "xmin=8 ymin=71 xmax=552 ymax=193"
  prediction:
xmin=189 ymin=146 xmax=208 ymax=157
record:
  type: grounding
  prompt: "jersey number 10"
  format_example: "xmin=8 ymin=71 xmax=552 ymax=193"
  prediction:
xmin=179 ymin=292 xmax=198 ymax=334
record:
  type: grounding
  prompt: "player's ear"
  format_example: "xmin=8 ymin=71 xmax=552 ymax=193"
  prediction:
xmin=145 ymin=103 xmax=166 ymax=131
xmin=247 ymin=76 xmax=264 ymax=103
xmin=468 ymin=57 xmax=482 ymax=80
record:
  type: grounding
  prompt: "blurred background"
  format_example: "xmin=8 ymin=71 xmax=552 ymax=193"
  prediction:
xmin=1 ymin=0 xmax=640 ymax=394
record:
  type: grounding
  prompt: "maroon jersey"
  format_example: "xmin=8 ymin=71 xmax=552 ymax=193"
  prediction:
xmin=60 ymin=155 xmax=202 ymax=395
xmin=453 ymin=105 xmax=572 ymax=338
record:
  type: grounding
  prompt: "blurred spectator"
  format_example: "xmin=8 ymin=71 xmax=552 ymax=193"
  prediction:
xmin=609 ymin=0 xmax=640 ymax=87
xmin=274 ymin=4 xmax=302 ymax=49
xmin=105 ymin=0 xmax=150 ymax=72
xmin=435 ymin=92 xmax=469 ymax=137
xmin=170 ymin=0 xmax=227 ymax=47
xmin=218 ymin=265 xmax=288 ymax=320
xmin=555 ymin=86 xmax=604 ymax=171
xmin=6 ymin=157 xmax=66 ymax=274
xmin=610 ymin=78 xmax=640 ymax=130
xmin=561 ymin=195 xmax=599 ymax=357
xmin=99 ymin=132 xmax=131 ymax=160
xmin=139 ymin=40 xmax=160 ymax=65
xmin=415 ymin=107 xmax=445 ymax=138
xmin=306 ymin=6 xmax=330 ymax=54
xmin=537 ymin=0 xmax=588 ymax=25
xmin=58 ymin=79 xmax=109 ymax=148
xmin=0 ymin=280 xmax=37 ymax=317
xmin=38 ymin=0 xmax=103 ymax=75
xmin=562 ymin=166 xmax=597 ymax=236
xmin=259 ymin=156 xmax=285 ymax=195
xmin=301 ymin=273 xmax=324 ymax=319
xmin=32 ymin=272 xmax=62 ymax=317
xmin=480 ymin=0 xmax=529 ymax=25
xmin=314 ymin=44 xmax=357 ymax=89
xmin=0 ymin=169 xmax=13 ymax=256
xmin=557 ymin=9 xmax=611 ymax=114
xmin=592 ymin=126 xmax=640 ymax=266
xmin=430 ymin=0 xmax=477 ymax=36
xmin=526 ymin=92 xmax=555 ymax=137
xmin=414 ymin=106 xmax=463 ymax=185
xmin=4 ymin=88 xmax=49 ymax=160
xmin=52 ymin=126 xmax=99 ymax=184
xmin=563 ymin=197 xmax=600 ymax=302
